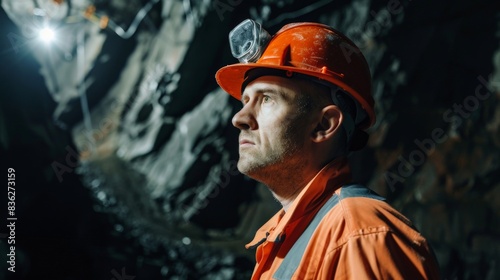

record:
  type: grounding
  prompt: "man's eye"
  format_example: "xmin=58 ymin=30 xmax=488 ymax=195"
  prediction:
xmin=262 ymin=96 xmax=271 ymax=103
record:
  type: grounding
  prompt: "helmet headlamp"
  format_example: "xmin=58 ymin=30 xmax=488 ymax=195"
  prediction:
xmin=229 ymin=19 xmax=271 ymax=63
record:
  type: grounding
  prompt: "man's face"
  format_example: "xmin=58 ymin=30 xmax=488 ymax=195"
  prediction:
xmin=232 ymin=76 xmax=314 ymax=179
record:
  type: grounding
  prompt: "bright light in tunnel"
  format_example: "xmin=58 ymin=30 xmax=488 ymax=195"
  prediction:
xmin=39 ymin=27 xmax=55 ymax=43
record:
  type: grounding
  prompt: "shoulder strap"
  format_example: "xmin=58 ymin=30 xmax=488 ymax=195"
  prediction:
xmin=273 ymin=184 xmax=385 ymax=279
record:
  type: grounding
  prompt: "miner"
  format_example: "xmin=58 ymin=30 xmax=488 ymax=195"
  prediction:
xmin=216 ymin=19 xmax=440 ymax=279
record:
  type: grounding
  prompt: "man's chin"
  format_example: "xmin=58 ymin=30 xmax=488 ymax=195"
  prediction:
xmin=236 ymin=161 xmax=251 ymax=175
xmin=237 ymin=159 xmax=262 ymax=177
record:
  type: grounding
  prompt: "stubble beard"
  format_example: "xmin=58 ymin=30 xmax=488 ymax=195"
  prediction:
xmin=237 ymin=123 xmax=308 ymax=194
xmin=237 ymin=136 xmax=299 ymax=177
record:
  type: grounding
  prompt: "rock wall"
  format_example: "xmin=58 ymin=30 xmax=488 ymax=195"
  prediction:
xmin=1 ymin=0 xmax=498 ymax=279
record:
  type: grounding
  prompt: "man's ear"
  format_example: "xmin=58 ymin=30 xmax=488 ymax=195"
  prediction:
xmin=311 ymin=105 xmax=343 ymax=143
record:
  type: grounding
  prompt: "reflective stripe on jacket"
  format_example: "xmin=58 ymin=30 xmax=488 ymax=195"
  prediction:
xmin=246 ymin=157 xmax=440 ymax=279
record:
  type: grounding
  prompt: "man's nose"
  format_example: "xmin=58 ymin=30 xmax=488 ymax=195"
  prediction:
xmin=232 ymin=105 xmax=257 ymax=130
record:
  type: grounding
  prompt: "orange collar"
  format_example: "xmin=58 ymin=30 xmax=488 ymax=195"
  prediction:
xmin=246 ymin=157 xmax=352 ymax=248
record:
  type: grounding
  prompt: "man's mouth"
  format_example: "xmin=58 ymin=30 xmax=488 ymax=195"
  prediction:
xmin=239 ymin=137 xmax=255 ymax=147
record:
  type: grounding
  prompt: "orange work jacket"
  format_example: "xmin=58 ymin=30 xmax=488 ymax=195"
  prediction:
xmin=246 ymin=157 xmax=440 ymax=279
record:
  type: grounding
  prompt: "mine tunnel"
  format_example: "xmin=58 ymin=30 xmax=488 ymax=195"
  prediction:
xmin=0 ymin=0 xmax=499 ymax=279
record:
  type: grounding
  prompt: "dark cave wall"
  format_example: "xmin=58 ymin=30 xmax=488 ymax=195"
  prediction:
xmin=0 ymin=0 xmax=499 ymax=279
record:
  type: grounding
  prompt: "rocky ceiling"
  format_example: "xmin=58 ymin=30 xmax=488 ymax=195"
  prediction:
xmin=0 ymin=0 xmax=499 ymax=279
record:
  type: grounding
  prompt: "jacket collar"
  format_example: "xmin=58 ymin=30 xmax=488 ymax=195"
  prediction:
xmin=246 ymin=157 xmax=352 ymax=248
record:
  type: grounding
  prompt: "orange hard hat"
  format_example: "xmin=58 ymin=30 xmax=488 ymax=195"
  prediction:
xmin=216 ymin=21 xmax=375 ymax=129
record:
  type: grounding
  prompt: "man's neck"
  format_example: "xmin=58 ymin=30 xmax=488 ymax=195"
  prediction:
xmin=265 ymin=155 xmax=346 ymax=212
xmin=275 ymin=194 xmax=299 ymax=212
xmin=263 ymin=166 xmax=319 ymax=212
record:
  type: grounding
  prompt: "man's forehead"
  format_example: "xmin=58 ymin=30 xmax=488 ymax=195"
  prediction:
xmin=242 ymin=76 xmax=300 ymax=97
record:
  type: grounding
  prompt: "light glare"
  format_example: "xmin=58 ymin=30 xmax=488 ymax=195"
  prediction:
xmin=39 ymin=27 xmax=55 ymax=43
